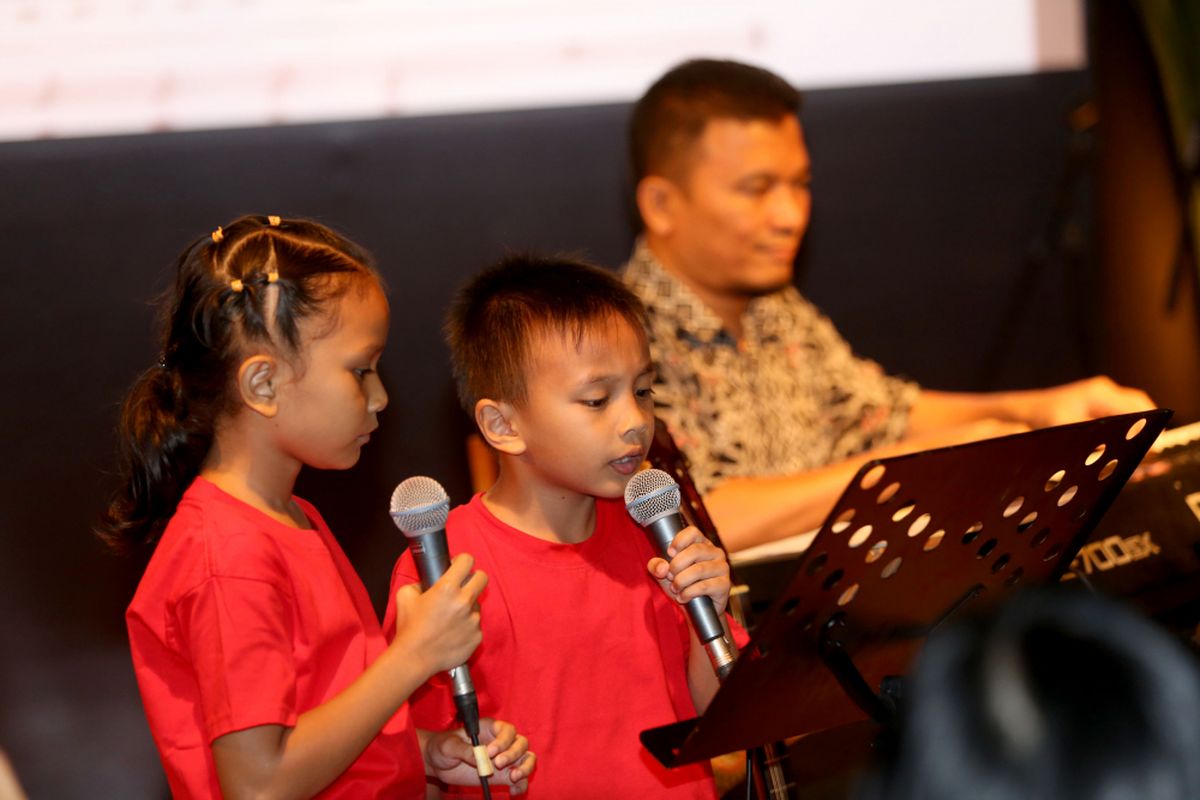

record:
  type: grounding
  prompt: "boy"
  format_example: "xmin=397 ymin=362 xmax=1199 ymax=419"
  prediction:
xmin=387 ymin=255 xmax=735 ymax=797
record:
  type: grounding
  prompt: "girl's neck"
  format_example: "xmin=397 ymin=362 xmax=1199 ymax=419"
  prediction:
xmin=201 ymin=428 xmax=308 ymax=529
xmin=483 ymin=469 xmax=597 ymax=545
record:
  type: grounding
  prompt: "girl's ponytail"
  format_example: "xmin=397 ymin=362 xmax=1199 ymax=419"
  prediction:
xmin=97 ymin=362 xmax=214 ymax=551
xmin=97 ymin=215 xmax=377 ymax=553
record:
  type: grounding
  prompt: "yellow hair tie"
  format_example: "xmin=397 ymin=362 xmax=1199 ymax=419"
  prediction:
xmin=211 ymin=226 xmax=224 ymax=243
xmin=267 ymin=215 xmax=281 ymax=227
xmin=266 ymin=269 xmax=279 ymax=284
xmin=229 ymin=278 xmax=244 ymax=293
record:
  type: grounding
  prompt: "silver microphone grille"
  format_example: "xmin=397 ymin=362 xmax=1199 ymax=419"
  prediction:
xmin=624 ymin=468 xmax=682 ymax=526
xmin=389 ymin=476 xmax=450 ymax=536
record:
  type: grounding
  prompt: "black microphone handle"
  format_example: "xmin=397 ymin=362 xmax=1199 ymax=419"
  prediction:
xmin=408 ymin=529 xmax=452 ymax=592
xmin=645 ymin=514 xmax=727 ymax=644
xmin=406 ymin=530 xmax=478 ymax=704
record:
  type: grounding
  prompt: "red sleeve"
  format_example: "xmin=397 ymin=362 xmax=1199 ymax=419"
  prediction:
xmin=174 ymin=575 xmax=298 ymax=741
xmin=383 ymin=549 xmax=458 ymax=732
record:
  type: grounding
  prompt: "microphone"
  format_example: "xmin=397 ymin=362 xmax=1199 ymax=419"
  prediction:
xmin=389 ymin=476 xmax=494 ymax=782
xmin=625 ymin=469 xmax=736 ymax=680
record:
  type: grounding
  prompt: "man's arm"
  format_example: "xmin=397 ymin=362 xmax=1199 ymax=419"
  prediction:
xmin=908 ymin=376 xmax=1154 ymax=435
xmin=703 ymin=418 xmax=1026 ymax=551
xmin=704 ymin=376 xmax=1153 ymax=552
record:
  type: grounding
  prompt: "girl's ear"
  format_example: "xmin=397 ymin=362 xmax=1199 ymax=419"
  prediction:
xmin=236 ymin=355 xmax=282 ymax=418
xmin=475 ymin=398 xmax=525 ymax=456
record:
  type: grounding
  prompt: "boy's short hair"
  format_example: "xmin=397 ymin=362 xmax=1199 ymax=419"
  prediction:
xmin=445 ymin=254 xmax=648 ymax=413
xmin=629 ymin=58 xmax=804 ymax=186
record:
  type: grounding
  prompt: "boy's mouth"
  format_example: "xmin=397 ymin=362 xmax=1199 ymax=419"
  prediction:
xmin=610 ymin=452 xmax=645 ymax=475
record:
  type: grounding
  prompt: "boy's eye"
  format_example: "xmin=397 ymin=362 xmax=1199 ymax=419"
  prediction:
xmin=636 ymin=386 xmax=655 ymax=400
xmin=580 ymin=397 xmax=608 ymax=409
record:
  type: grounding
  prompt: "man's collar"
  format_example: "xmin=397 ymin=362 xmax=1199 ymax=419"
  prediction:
xmin=624 ymin=239 xmax=791 ymax=345
xmin=625 ymin=239 xmax=729 ymax=344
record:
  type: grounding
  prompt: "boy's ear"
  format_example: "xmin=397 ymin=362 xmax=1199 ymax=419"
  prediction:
xmin=236 ymin=355 xmax=282 ymax=418
xmin=475 ymin=398 xmax=525 ymax=456
xmin=636 ymin=175 xmax=680 ymax=237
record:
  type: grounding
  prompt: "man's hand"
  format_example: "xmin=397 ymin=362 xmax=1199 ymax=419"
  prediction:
xmin=1020 ymin=376 xmax=1155 ymax=429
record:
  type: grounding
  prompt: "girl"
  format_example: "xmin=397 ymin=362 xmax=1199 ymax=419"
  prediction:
xmin=98 ymin=215 xmax=534 ymax=799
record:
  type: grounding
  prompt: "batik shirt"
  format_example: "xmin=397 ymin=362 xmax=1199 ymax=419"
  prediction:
xmin=622 ymin=241 xmax=919 ymax=495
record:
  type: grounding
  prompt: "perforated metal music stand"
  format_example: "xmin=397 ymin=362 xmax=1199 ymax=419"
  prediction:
xmin=640 ymin=409 xmax=1172 ymax=770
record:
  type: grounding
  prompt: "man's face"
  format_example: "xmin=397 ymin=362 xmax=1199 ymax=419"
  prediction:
xmin=661 ymin=115 xmax=812 ymax=301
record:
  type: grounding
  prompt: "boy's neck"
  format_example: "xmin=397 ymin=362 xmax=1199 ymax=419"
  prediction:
xmin=483 ymin=471 xmax=599 ymax=545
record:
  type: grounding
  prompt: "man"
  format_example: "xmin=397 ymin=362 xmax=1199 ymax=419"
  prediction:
xmin=622 ymin=58 xmax=1153 ymax=552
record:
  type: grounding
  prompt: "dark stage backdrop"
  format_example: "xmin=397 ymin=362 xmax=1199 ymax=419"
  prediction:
xmin=0 ymin=70 xmax=1098 ymax=797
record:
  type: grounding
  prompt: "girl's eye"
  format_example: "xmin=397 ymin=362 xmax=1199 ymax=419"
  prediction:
xmin=353 ymin=367 xmax=374 ymax=380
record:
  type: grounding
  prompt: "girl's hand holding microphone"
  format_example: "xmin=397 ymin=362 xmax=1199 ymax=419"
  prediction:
xmin=391 ymin=553 xmax=487 ymax=678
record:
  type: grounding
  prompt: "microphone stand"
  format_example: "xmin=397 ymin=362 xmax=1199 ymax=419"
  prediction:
xmin=640 ymin=410 xmax=1171 ymax=797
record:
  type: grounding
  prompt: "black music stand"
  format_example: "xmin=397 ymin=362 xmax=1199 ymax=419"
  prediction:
xmin=640 ymin=409 xmax=1172 ymax=776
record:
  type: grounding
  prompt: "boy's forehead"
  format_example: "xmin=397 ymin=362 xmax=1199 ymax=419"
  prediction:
xmin=525 ymin=314 xmax=649 ymax=363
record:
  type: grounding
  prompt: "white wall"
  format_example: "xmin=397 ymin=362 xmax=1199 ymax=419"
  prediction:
xmin=1 ymin=0 xmax=1084 ymax=142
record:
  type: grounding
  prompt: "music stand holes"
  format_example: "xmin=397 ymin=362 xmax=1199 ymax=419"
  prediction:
xmin=924 ymin=529 xmax=945 ymax=551
xmin=1126 ymin=418 xmax=1147 ymax=441
xmin=1098 ymin=459 xmax=1118 ymax=480
xmin=962 ymin=522 xmax=983 ymax=545
xmin=822 ymin=569 xmax=845 ymax=591
xmin=1057 ymin=485 xmax=1078 ymax=507
xmin=1031 ymin=528 xmax=1051 ymax=547
xmin=1005 ymin=567 xmax=1025 ymax=587
xmin=1017 ymin=511 xmax=1038 ymax=532
xmin=1002 ymin=497 xmax=1024 ymax=518
xmin=831 ymin=508 xmax=855 ymax=534
xmin=781 ymin=597 xmax=801 ymax=616
xmin=891 ymin=503 xmax=915 ymax=522
xmin=1085 ymin=443 xmax=1106 ymax=466
xmin=908 ymin=513 xmax=931 ymax=538
xmin=1045 ymin=469 xmax=1066 ymax=491
xmin=806 ymin=552 xmax=829 ymax=576
xmin=992 ymin=553 xmax=1011 ymax=573
xmin=881 ymin=556 xmax=902 ymax=579
xmin=861 ymin=464 xmax=886 ymax=490
xmin=848 ymin=525 xmax=873 ymax=548
xmin=837 ymin=583 xmax=860 ymax=607
xmin=877 ymin=482 xmax=901 ymax=505
xmin=798 ymin=614 xmax=815 ymax=633
xmin=977 ymin=538 xmax=998 ymax=559
xmin=1044 ymin=543 xmax=1063 ymax=562
xmin=865 ymin=540 xmax=888 ymax=564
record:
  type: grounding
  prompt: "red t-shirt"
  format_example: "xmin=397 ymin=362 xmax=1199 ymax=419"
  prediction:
xmin=126 ymin=477 xmax=425 ymax=799
xmin=385 ymin=494 xmax=720 ymax=799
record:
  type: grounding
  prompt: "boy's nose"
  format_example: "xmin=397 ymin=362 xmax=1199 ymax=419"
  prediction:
xmin=621 ymin=405 xmax=652 ymax=441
